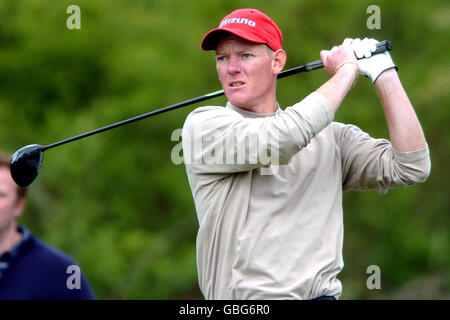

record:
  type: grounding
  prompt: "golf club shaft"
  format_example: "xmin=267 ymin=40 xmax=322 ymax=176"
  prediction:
xmin=42 ymin=90 xmax=225 ymax=151
xmin=42 ymin=40 xmax=392 ymax=151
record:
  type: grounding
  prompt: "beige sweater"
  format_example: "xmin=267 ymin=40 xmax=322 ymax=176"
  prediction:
xmin=182 ymin=92 xmax=430 ymax=300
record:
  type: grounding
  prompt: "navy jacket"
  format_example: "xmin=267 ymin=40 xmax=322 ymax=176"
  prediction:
xmin=0 ymin=227 xmax=95 ymax=300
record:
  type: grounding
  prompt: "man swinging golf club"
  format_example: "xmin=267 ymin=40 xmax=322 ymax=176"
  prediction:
xmin=182 ymin=8 xmax=430 ymax=299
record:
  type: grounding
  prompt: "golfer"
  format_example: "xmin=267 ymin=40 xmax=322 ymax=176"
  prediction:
xmin=182 ymin=8 xmax=430 ymax=300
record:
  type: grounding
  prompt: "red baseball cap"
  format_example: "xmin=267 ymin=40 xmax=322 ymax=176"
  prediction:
xmin=201 ymin=9 xmax=283 ymax=51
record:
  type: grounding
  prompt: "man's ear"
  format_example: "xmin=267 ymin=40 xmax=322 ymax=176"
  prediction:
xmin=14 ymin=198 xmax=26 ymax=219
xmin=272 ymin=49 xmax=287 ymax=75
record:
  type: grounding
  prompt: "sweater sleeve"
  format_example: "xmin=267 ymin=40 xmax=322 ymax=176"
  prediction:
xmin=335 ymin=123 xmax=431 ymax=194
xmin=182 ymin=91 xmax=334 ymax=174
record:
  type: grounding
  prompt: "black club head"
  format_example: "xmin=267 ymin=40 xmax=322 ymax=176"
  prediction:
xmin=10 ymin=144 xmax=44 ymax=188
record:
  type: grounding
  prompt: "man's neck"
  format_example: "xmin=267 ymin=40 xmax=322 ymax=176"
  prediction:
xmin=0 ymin=224 xmax=22 ymax=256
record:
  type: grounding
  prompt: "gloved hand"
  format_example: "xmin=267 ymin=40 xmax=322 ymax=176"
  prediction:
xmin=352 ymin=38 xmax=397 ymax=83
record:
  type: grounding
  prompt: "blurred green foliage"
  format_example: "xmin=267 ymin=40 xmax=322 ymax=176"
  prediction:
xmin=0 ymin=0 xmax=448 ymax=299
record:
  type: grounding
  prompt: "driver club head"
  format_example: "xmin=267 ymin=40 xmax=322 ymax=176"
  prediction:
xmin=10 ymin=144 xmax=44 ymax=188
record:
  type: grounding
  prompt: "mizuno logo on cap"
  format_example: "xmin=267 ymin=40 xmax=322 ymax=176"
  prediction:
xmin=219 ymin=18 xmax=256 ymax=28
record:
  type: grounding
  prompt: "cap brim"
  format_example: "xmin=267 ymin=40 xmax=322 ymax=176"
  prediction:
xmin=201 ymin=28 xmax=266 ymax=51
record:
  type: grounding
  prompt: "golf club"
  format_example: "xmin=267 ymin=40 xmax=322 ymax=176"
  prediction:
xmin=10 ymin=40 xmax=393 ymax=187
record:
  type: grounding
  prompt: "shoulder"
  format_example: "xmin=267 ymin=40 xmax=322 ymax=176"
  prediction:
xmin=6 ymin=230 xmax=77 ymax=272
xmin=185 ymin=105 xmax=235 ymax=122
xmin=33 ymin=239 xmax=95 ymax=299
xmin=31 ymin=237 xmax=78 ymax=267
xmin=188 ymin=105 xmax=226 ymax=115
xmin=330 ymin=121 xmax=369 ymax=142
xmin=183 ymin=105 xmax=241 ymax=133
xmin=330 ymin=121 xmax=361 ymax=132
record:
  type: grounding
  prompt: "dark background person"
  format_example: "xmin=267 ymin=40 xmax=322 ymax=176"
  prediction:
xmin=0 ymin=152 xmax=95 ymax=299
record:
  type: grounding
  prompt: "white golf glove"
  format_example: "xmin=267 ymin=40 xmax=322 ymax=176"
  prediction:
xmin=352 ymin=38 xmax=397 ymax=83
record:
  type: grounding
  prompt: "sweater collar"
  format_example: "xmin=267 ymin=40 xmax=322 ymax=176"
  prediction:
xmin=226 ymin=102 xmax=282 ymax=118
xmin=0 ymin=226 xmax=32 ymax=269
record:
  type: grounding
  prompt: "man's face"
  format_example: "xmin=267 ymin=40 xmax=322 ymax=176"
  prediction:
xmin=0 ymin=167 xmax=24 ymax=232
xmin=215 ymin=35 xmax=277 ymax=112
